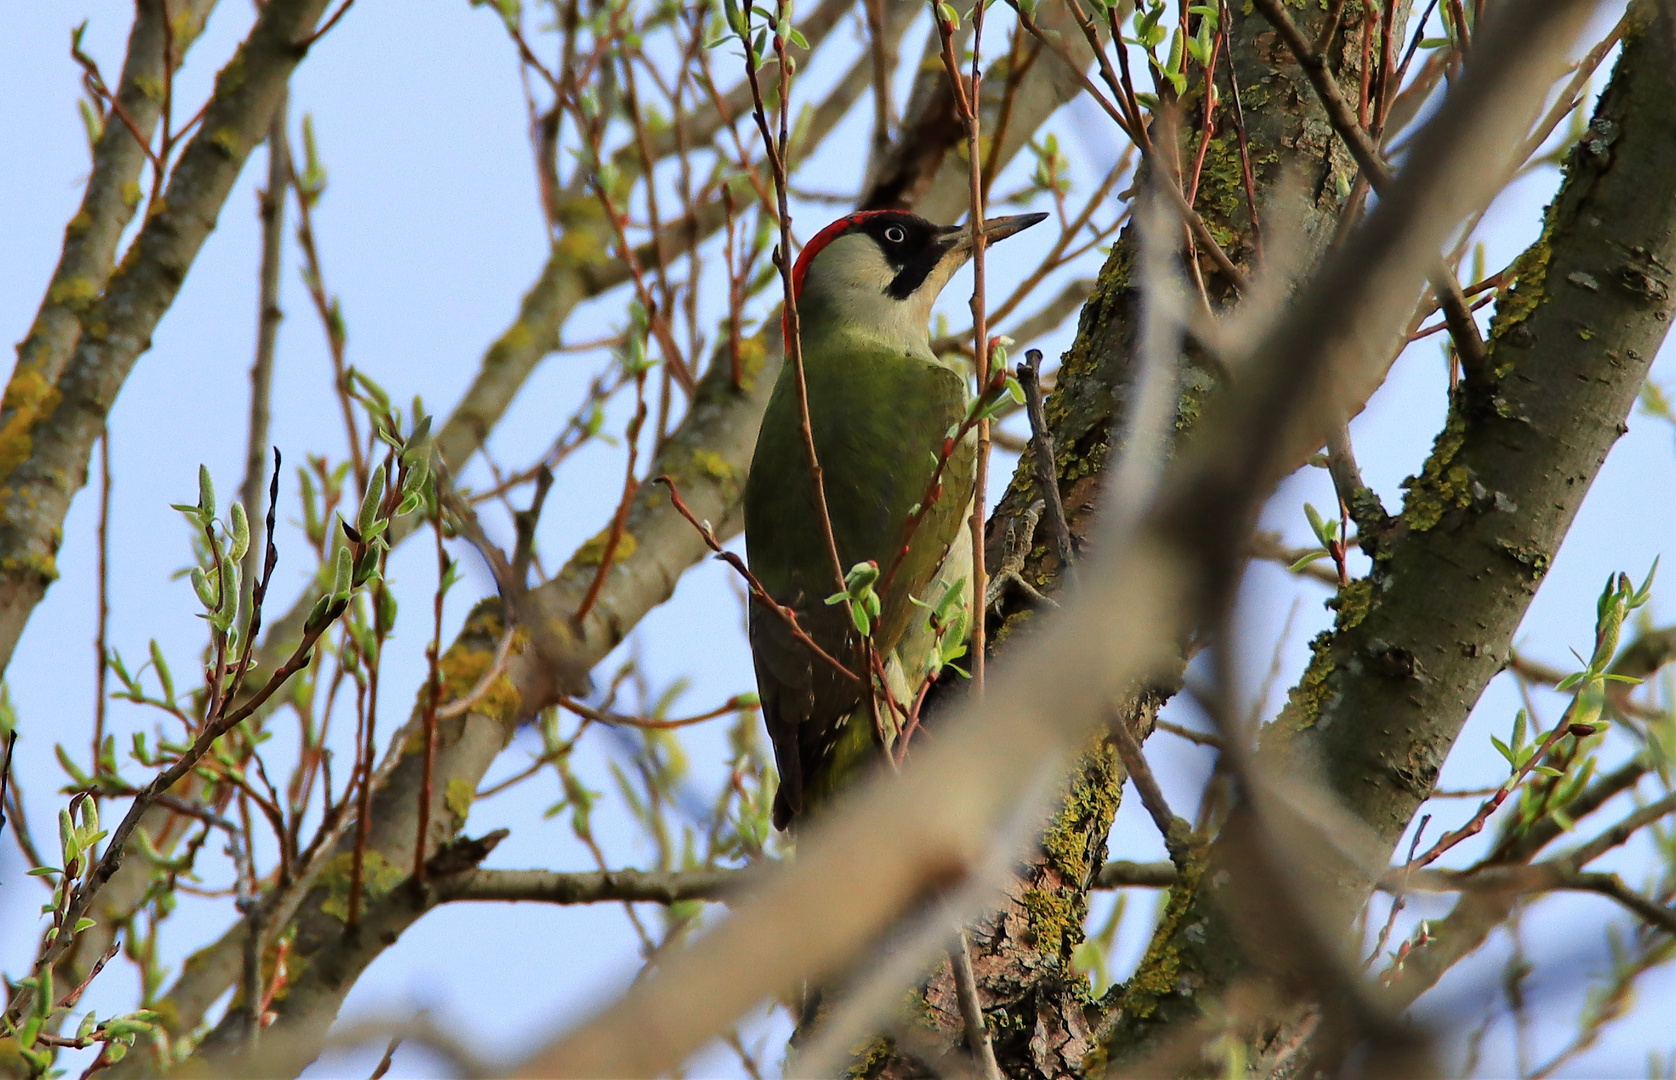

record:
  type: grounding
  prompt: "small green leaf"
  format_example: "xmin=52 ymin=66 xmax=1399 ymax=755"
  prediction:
xmin=332 ymin=546 xmax=352 ymax=599
xmin=1289 ymin=550 xmax=1328 ymax=572
xmin=190 ymin=566 xmax=217 ymax=612
xmin=229 ymin=502 xmax=250 ymax=562
xmin=358 ymin=464 xmax=386 ymax=536
xmin=197 ymin=464 xmax=216 ymax=520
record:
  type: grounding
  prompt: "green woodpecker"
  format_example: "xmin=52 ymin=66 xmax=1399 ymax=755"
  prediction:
xmin=745 ymin=208 xmax=1046 ymax=829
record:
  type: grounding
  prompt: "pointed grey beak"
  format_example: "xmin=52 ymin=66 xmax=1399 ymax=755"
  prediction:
xmin=943 ymin=211 xmax=1048 ymax=256
xmin=979 ymin=211 xmax=1049 ymax=243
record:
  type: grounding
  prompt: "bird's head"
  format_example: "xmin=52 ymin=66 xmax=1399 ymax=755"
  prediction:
xmin=787 ymin=209 xmax=1047 ymax=357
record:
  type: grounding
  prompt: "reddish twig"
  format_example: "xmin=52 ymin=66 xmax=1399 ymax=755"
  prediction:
xmin=93 ymin=434 xmax=112 ymax=768
xmin=935 ymin=3 xmax=992 ymax=686
xmin=295 ymin=0 xmax=356 ymax=53
xmin=1407 ymin=723 xmax=1590 ymax=871
xmin=69 ymin=28 xmax=162 ymax=172
xmin=1367 ymin=814 xmax=1431 ymax=966
xmin=560 ymin=694 xmax=759 ymax=731
xmin=741 ymin=0 xmax=848 ymax=597
xmin=654 ymin=476 xmax=857 ymax=683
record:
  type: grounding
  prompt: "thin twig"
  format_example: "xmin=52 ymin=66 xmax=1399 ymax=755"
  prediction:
xmin=573 ymin=371 xmax=647 ymax=626
xmin=1367 ymin=814 xmax=1431 ymax=967
xmin=241 ymin=95 xmax=289 ymax=630
xmin=1016 ymin=349 xmax=1074 ymax=577
xmin=936 ymin=0 xmax=993 ymax=687
xmin=414 ymin=512 xmax=448 ymax=885
xmin=741 ymin=1 xmax=848 ymax=597
xmin=949 ymin=929 xmax=1003 ymax=1080
xmin=93 ymin=433 xmax=111 ymax=766
xmin=294 ymin=0 xmax=356 ymax=52
xmin=1109 ymin=711 xmax=1185 ymax=848
xmin=1248 ymin=0 xmax=1489 ymax=384
xmin=655 ymin=476 xmax=857 ymax=683
xmin=560 ymin=695 xmax=757 ymax=731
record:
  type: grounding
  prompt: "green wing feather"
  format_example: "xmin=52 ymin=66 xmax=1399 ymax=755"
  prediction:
xmin=744 ymin=337 xmax=974 ymax=829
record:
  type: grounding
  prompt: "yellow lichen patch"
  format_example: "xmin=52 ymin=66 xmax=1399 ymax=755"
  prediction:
xmin=572 ymin=525 xmax=637 ymax=568
xmin=1273 ymin=576 xmax=1376 ymax=733
xmin=48 ymin=276 xmax=100 ymax=310
xmin=135 ymin=74 xmax=165 ymax=101
xmin=171 ymin=6 xmax=199 ymax=46
xmin=1488 ymin=234 xmax=1554 ymax=344
xmin=1399 ymin=408 xmax=1471 ymax=533
xmin=1329 ymin=576 xmax=1374 ymax=633
xmin=494 ymin=321 xmax=535 ymax=359
xmin=122 ymin=181 xmax=143 ymax=208
xmin=1022 ymin=887 xmax=1079 ymax=957
xmin=1189 ymin=131 xmax=1249 ymax=254
xmin=0 ymin=366 xmax=63 ymax=483
xmin=445 ymin=777 xmax=474 ymax=821
xmin=209 ymin=126 xmax=243 ymax=158
xmin=844 ymin=1036 xmax=894 ymax=1079
xmin=435 ymin=617 xmax=526 ymax=725
xmin=553 ymin=227 xmax=607 ymax=266
xmin=66 ymin=210 xmax=95 ymax=237
xmin=1114 ymin=837 xmax=1209 ymax=1021
xmin=216 ymin=54 xmax=245 ymax=95
xmin=0 ymin=553 xmax=60 ymax=585
xmin=734 ymin=335 xmax=770 ymax=392
xmin=1276 ymin=630 xmax=1333 ymax=734
xmin=1040 ymin=737 xmax=1122 ymax=886
xmin=319 ymin=850 xmax=407 ymax=922
xmin=689 ymin=448 xmax=741 ymax=486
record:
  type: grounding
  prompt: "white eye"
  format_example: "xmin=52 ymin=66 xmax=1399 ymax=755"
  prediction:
xmin=884 ymin=225 xmax=907 ymax=243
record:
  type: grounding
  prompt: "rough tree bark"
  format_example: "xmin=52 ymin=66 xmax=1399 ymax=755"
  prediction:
xmin=1098 ymin=8 xmax=1676 ymax=1068
xmin=881 ymin=4 xmax=1675 ymax=1077
xmin=0 ymin=0 xmax=327 ymax=674
xmin=857 ymin=1 xmax=1374 ymax=1073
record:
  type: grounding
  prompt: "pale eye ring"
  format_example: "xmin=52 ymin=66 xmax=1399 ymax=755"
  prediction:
xmin=884 ymin=224 xmax=907 ymax=243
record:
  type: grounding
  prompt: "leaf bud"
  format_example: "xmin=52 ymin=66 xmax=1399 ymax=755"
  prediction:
xmin=197 ymin=464 xmax=215 ymax=520
xmin=229 ymin=502 xmax=250 ymax=562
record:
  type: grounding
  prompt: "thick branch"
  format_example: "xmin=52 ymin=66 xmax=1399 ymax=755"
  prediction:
xmin=879 ymin=0 xmax=1377 ymax=1071
xmin=157 ymin=29 xmax=1085 ymax=1073
xmin=1108 ymin=3 xmax=1676 ymax=1061
xmin=1 ymin=0 xmax=217 ymax=444
xmin=504 ymin=0 xmax=1596 ymax=1069
xmin=0 ymin=0 xmax=332 ymax=677
xmin=440 ymin=865 xmax=746 ymax=905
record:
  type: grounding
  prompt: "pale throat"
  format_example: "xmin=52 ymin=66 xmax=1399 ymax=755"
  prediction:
xmin=794 ymin=234 xmax=959 ymax=363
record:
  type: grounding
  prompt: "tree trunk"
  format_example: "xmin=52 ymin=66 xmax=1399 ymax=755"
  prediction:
xmin=857 ymin=2 xmax=1380 ymax=1074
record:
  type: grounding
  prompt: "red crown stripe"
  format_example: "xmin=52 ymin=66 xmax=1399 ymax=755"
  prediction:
xmin=790 ymin=210 xmax=900 ymax=299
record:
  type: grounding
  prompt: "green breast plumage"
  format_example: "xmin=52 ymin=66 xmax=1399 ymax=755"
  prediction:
xmin=744 ymin=329 xmax=975 ymax=827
